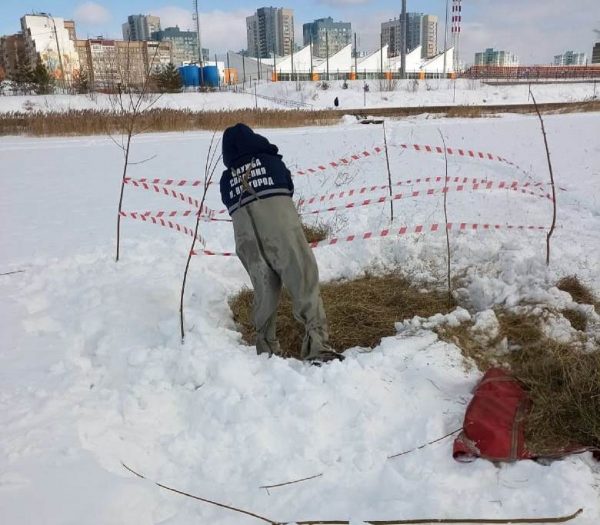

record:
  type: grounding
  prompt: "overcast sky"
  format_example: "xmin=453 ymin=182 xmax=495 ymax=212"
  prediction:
xmin=2 ymin=0 xmax=599 ymax=65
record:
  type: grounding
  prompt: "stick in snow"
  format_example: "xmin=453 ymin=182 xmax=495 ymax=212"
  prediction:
xmin=529 ymin=88 xmax=557 ymax=266
xmin=388 ymin=428 xmax=462 ymax=459
xmin=383 ymin=121 xmax=394 ymax=222
xmin=179 ymin=133 xmax=222 ymax=342
xmin=260 ymin=473 xmax=323 ymax=494
xmin=437 ymin=129 xmax=452 ymax=301
xmin=121 ymin=462 xmax=276 ymax=524
xmin=364 ymin=508 xmax=582 ymax=524
xmin=0 ymin=270 xmax=25 ymax=276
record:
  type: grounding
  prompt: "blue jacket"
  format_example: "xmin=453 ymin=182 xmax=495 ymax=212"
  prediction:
xmin=220 ymin=124 xmax=294 ymax=215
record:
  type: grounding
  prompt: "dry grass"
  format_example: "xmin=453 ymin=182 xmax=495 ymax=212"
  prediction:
xmin=557 ymin=275 xmax=599 ymax=308
xmin=301 ymin=221 xmax=331 ymax=243
xmin=229 ymin=267 xmax=600 ymax=454
xmin=437 ymin=306 xmax=600 ymax=455
xmin=445 ymin=106 xmax=484 ymax=118
xmin=229 ymin=272 xmax=456 ymax=360
xmin=2 ymin=100 xmax=599 ymax=137
xmin=0 ymin=108 xmax=341 ymax=137
xmin=562 ymin=308 xmax=588 ymax=332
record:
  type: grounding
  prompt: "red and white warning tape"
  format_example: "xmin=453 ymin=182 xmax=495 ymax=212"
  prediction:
xmin=120 ymin=210 xmax=230 ymax=222
xmin=296 ymin=176 xmax=551 ymax=210
xmin=119 ymin=212 xmax=206 ymax=247
xmin=193 ymin=222 xmax=548 ymax=257
xmin=397 ymin=143 xmax=532 ymax=176
xmin=123 ymin=146 xmax=385 ymax=187
xmin=145 ymin=179 xmax=550 ymax=220
xmin=123 ymin=179 xmax=217 ymax=213
xmin=124 ymin=177 xmax=212 ymax=187
xmin=124 ymin=141 xmax=545 ymax=190
xmin=298 ymin=182 xmax=550 ymax=216
xmin=308 ymin=223 xmax=547 ymax=249
xmin=294 ymin=146 xmax=384 ymax=175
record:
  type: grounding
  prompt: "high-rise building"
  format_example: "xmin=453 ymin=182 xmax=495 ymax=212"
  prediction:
xmin=553 ymin=51 xmax=586 ymax=66
xmin=303 ymin=17 xmax=351 ymax=58
xmin=474 ymin=48 xmax=519 ymax=67
xmin=0 ymin=33 xmax=27 ymax=80
xmin=592 ymin=43 xmax=600 ymax=64
xmin=421 ymin=15 xmax=438 ymax=58
xmin=246 ymin=7 xmax=294 ymax=58
xmin=381 ymin=13 xmax=424 ymax=57
xmin=151 ymin=26 xmax=208 ymax=65
xmin=20 ymin=14 xmax=80 ymax=84
xmin=75 ymin=38 xmax=172 ymax=89
xmin=122 ymin=14 xmax=161 ymax=41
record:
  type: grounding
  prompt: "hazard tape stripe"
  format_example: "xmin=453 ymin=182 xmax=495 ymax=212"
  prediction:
xmin=120 ymin=212 xmax=206 ymax=247
xmin=120 ymin=210 xmax=231 ymax=222
xmin=295 ymin=146 xmax=383 ymax=176
xmin=299 ymin=182 xmax=551 ymax=216
xmin=296 ymin=176 xmax=551 ymax=210
xmin=123 ymin=179 xmax=216 ymax=214
xmin=124 ymin=178 xmax=212 ymax=187
xmin=193 ymin=223 xmax=548 ymax=257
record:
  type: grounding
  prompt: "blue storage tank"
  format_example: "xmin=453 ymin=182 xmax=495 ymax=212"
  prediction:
xmin=202 ymin=65 xmax=220 ymax=87
xmin=178 ymin=65 xmax=199 ymax=87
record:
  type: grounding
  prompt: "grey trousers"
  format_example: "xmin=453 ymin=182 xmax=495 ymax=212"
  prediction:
xmin=232 ymin=196 xmax=331 ymax=360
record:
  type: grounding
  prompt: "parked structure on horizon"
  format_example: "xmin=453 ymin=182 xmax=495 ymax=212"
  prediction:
xmin=151 ymin=26 xmax=208 ymax=65
xmin=553 ymin=50 xmax=587 ymax=66
xmin=122 ymin=14 xmax=161 ymax=41
xmin=381 ymin=13 xmax=438 ymax=59
xmin=474 ymin=48 xmax=519 ymax=67
xmin=592 ymin=42 xmax=600 ymax=64
xmin=20 ymin=13 xmax=80 ymax=84
xmin=246 ymin=7 xmax=294 ymax=58
xmin=303 ymin=17 xmax=351 ymax=59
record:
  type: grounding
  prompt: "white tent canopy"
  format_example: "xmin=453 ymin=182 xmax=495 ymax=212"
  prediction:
xmin=314 ymin=44 xmax=352 ymax=74
xmin=421 ymin=48 xmax=455 ymax=74
xmin=239 ymin=44 xmax=456 ymax=78
xmin=275 ymin=44 xmax=314 ymax=74
xmin=355 ymin=45 xmax=389 ymax=73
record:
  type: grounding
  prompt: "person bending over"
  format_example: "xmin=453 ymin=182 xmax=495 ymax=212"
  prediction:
xmin=220 ymin=123 xmax=344 ymax=364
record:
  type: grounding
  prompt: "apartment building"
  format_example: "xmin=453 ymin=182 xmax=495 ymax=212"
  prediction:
xmin=246 ymin=7 xmax=294 ymax=58
xmin=303 ymin=17 xmax=351 ymax=58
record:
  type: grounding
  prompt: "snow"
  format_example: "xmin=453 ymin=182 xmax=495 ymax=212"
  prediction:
xmin=0 ymin=78 xmax=598 ymax=113
xmin=2 ymin=111 xmax=600 ymax=524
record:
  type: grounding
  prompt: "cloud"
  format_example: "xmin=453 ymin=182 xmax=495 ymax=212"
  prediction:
xmin=73 ymin=2 xmax=111 ymax=25
xmin=153 ymin=6 xmax=248 ymax=53
xmin=457 ymin=0 xmax=599 ymax=65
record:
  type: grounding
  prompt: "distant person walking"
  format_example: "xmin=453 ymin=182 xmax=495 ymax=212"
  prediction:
xmin=334 ymin=96 xmax=339 ymax=108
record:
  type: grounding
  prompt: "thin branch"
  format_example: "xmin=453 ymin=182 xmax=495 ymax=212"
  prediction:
xmin=180 ymin=133 xmax=222 ymax=342
xmin=388 ymin=428 xmax=462 ymax=459
xmin=529 ymin=88 xmax=557 ymax=266
xmin=0 ymin=270 xmax=25 ymax=276
xmin=437 ymin=129 xmax=452 ymax=301
xmin=259 ymin=473 xmax=323 ymax=492
xmin=364 ymin=508 xmax=583 ymax=525
xmin=106 ymin=131 xmax=126 ymax=153
xmin=128 ymin=154 xmax=157 ymax=166
xmin=121 ymin=462 xmax=275 ymax=524
xmin=382 ymin=121 xmax=394 ymax=222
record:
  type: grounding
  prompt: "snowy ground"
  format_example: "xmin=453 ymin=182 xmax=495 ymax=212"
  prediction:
xmin=2 ymin=112 xmax=600 ymax=524
xmin=0 ymin=79 xmax=598 ymax=113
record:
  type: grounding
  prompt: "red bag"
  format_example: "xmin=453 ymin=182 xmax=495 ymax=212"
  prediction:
xmin=453 ymin=368 xmax=534 ymax=462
